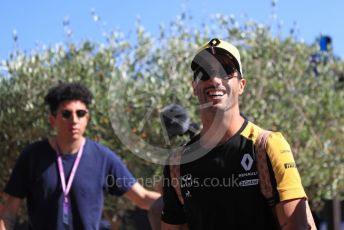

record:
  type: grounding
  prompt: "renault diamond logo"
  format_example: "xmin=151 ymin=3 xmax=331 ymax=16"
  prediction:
xmin=241 ymin=154 xmax=253 ymax=171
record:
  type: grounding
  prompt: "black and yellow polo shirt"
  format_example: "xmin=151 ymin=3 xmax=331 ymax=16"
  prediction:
xmin=162 ymin=119 xmax=306 ymax=230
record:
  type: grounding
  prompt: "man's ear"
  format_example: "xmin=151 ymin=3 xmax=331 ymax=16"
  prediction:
xmin=192 ymin=80 xmax=198 ymax=96
xmin=86 ymin=112 xmax=90 ymax=123
xmin=238 ymin=78 xmax=247 ymax=95
xmin=49 ymin=114 xmax=55 ymax=128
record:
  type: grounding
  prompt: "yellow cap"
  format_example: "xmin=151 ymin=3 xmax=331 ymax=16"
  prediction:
xmin=191 ymin=38 xmax=242 ymax=76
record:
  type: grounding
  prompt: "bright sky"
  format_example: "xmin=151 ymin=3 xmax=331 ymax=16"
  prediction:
xmin=1 ymin=0 xmax=343 ymax=60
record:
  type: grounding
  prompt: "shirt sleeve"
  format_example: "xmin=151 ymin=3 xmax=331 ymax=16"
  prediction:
xmin=161 ymin=165 xmax=186 ymax=225
xmin=105 ymin=149 xmax=137 ymax=196
xmin=4 ymin=148 xmax=30 ymax=198
xmin=265 ymin=132 xmax=307 ymax=201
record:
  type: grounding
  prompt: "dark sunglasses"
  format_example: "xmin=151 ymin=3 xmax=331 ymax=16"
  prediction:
xmin=60 ymin=110 xmax=88 ymax=119
xmin=193 ymin=65 xmax=237 ymax=81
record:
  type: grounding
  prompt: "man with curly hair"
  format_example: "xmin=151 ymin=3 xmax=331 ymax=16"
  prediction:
xmin=0 ymin=82 xmax=160 ymax=230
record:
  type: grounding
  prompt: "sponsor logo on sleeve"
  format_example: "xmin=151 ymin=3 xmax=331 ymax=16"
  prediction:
xmin=280 ymin=149 xmax=292 ymax=154
xmin=284 ymin=162 xmax=296 ymax=169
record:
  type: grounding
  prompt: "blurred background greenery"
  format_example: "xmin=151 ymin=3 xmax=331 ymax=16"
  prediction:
xmin=0 ymin=7 xmax=343 ymax=230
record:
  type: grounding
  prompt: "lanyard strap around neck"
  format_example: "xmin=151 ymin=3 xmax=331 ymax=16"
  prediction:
xmin=55 ymin=138 xmax=85 ymax=202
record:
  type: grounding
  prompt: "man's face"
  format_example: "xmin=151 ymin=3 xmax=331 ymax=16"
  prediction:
xmin=192 ymin=63 xmax=246 ymax=113
xmin=49 ymin=100 xmax=90 ymax=142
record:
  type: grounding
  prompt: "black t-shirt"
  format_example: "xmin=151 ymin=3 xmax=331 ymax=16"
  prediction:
xmin=162 ymin=120 xmax=280 ymax=230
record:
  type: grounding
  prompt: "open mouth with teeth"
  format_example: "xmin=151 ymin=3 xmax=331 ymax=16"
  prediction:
xmin=206 ymin=89 xmax=226 ymax=99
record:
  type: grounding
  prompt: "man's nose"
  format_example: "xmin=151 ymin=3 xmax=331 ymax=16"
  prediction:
xmin=208 ymin=75 xmax=223 ymax=85
xmin=71 ymin=112 xmax=79 ymax=123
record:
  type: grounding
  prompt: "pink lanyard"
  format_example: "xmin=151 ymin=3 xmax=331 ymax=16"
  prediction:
xmin=55 ymin=139 xmax=85 ymax=225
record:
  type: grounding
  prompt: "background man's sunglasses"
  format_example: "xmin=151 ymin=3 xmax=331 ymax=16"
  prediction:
xmin=60 ymin=110 xmax=88 ymax=119
xmin=193 ymin=65 xmax=237 ymax=81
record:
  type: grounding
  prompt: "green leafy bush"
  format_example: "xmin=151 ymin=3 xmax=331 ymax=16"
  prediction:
xmin=1 ymin=13 xmax=343 ymax=221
